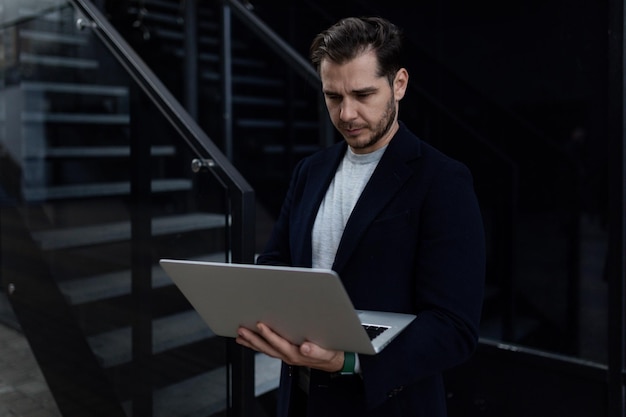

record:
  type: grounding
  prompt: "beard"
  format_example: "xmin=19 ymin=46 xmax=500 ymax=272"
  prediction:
xmin=342 ymin=96 xmax=397 ymax=151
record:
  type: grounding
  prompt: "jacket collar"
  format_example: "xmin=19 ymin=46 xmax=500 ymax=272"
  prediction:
xmin=306 ymin=122 xmax=421 ymax=273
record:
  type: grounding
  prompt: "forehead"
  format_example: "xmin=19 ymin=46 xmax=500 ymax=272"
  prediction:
xmin=319 ymin=50 xmax=384 ymax=91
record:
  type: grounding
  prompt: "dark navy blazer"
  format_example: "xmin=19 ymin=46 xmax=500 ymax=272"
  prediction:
xmin=257 ymin=122 xmax=486 ymax=417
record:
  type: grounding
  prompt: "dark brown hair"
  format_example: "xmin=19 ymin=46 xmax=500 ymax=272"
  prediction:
xmin=309 ymin=16 xmax=405 ymax=85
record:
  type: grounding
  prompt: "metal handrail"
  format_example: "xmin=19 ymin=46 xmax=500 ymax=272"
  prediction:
xmin=68 ymin=0 xmax=254 ymax=206
xmin=69 ymin=0 xmax=257 ymax=270
xmin=222 ymin=0 xmax=319 ymax=87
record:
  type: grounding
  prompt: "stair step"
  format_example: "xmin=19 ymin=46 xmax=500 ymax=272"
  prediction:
xmin=131 ymin=0 xmax=181 ymax=12
xmin=131 ymin=7 xmax=183 ymax=26
xmin=24 ymin=178 xmax=192 ymax=201
xmin=20 ymin=53 xmax=98 ymax=69
xmin=263 ymin=144 xmax=320 ymax=154
xmin=20 ymin=29 xmax=88 ymax=46
xmin=233 ymin=96 xmax=284 ymax=107
xmin=22 ymin=81 xmax=128 ymax=96
xmin=170 ymin=49 xmax=265 ymax=70
xmin=60 ymin=264 xmax=174 ymax=305
xmin=128 ymin=0 xmax=216 ymax=18
xmin=152 ymin=28 xmax=218 ymax=46
xmin=22 ymin=112 xmax=129 ymax=124
xmin=18 ymin=0 xmax=65 ymax=9
xmin=32 ymin=211 xmax=223 ymax=250
xmin=231 ymin=95 xmax=309 ymax=108
xmin=200 ymin=70 xmax=284 ymax=87
xmin=232 ymin=74 xmax=284 ymax=87
xmin=88 ymin=310 xmax=215 ymax=368
xmin=18 ymin=5 xmax=67 ymax=23
xmin=237 ymin=119 xmax=319 ymax=130
xmin=152 ymin=27 xmax=186 ymax=42
xmin=150 ymin=353 xmax=281 ymax=417
xmin=42 ymin=145 xmax=175 ymax=158
xmin=58 ymin=253 xmax=227 ymax=305
xmin=160 ymin=30 xmax=247 ymax=53
xmin=129 ymin=7 xmax=217 ymax=32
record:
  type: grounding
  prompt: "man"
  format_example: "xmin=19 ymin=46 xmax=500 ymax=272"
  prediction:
xmin=236 ymin=16 xmax=485 ymax=417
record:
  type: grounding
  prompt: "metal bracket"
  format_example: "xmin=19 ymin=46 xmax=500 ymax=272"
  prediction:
xmin=76 ymin=14 xmax=96 ymax=31
xmin=191 ymin=158 xmax=215 ymax=173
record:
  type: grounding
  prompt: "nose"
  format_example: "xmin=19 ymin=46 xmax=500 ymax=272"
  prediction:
xmin=339 ymin=99 xmax=357 ymax=121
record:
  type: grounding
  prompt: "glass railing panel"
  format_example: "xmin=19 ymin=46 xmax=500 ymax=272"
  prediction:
xmin=0 ymin=1 xmax=270 ymax=416
xmin=117 ymin=0 xmax=330 ymax=220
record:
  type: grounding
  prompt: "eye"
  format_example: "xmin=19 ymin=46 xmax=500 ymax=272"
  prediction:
xmin=356 ymin=92 xmax=374 ymax=100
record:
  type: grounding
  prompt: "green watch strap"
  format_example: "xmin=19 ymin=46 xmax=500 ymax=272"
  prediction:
xmin=340 ymin=351 xmax=356 ymax=375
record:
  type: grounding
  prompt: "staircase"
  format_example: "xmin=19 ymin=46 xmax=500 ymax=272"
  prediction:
xmin=122 ymin=0 xmax=325 ymax=217
xmin=1 ymin=1 xmax=279 ymax=416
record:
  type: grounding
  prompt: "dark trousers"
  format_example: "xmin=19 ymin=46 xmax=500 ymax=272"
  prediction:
xmin=288 ymin=374 xmax=366 ymax=417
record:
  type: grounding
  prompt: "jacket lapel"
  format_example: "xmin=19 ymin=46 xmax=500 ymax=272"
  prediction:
xmin=332 ymin=125 xmax=422 ymax=274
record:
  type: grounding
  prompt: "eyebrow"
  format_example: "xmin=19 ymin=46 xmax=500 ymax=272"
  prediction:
xmin=323 ymin=86 xmax=379 ymax=96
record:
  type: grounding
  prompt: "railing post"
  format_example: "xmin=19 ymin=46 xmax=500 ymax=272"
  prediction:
xmin=228 ymin=185 xmax=256 ymax=417
xmin=183 ymin=0 xmax=198 ymax=120
xmin=130 ymin=85 xmax=154 ymax=417
xmin=220 ymin=3 xmax=233 ymax=162
xmin=607 ymin=0 xmax=626 ymax=415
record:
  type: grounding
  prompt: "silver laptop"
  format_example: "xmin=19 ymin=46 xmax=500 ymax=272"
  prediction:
xmin=159 ymin=259 xmax=416 ymax=355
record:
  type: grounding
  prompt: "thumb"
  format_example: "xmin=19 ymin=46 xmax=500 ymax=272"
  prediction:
xmin=300 ymin=342 xmax=313 ymax=356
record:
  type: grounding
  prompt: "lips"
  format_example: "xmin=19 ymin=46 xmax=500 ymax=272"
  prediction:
xmin=343 ymin=125 xmax=365 ymax=136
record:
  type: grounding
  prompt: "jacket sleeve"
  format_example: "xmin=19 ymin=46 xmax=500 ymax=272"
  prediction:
xmin=360 ymin=160 xmax=486 ymax=409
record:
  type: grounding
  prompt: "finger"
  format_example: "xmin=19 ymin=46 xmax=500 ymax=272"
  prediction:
xmin=235 ymin=332 xmax=257 ymax=351
xmin=254 ymin=323 xmax=306 ymax=364
xmin=234 ymin=327 xmax=258 ymax=351
xmin=237 ymin=326 xmax=284 ymax=359
xmin=254 ymin=322 xmax=281 ymax=342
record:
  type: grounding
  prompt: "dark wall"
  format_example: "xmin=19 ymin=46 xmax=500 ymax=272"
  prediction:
xmin=254 ymin=0 xmax=609 ymax=214
xmin=252 ymin=0 xmax=612 ymax=361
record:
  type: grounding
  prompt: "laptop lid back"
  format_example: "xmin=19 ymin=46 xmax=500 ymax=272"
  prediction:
xmin=159 ymin=259 xmax=379 ymax=354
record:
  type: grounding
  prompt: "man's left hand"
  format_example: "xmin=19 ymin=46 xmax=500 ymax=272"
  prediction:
xmin=235 ymin=322 xmax=344 ymax=373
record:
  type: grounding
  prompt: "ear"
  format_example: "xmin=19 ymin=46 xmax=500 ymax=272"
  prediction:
xmin=393 ymin=68 xmax=409 ymax=100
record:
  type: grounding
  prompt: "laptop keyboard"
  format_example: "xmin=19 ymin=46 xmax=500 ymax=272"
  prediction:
xmin=362 ymin=324 xmax=389 ymax=340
